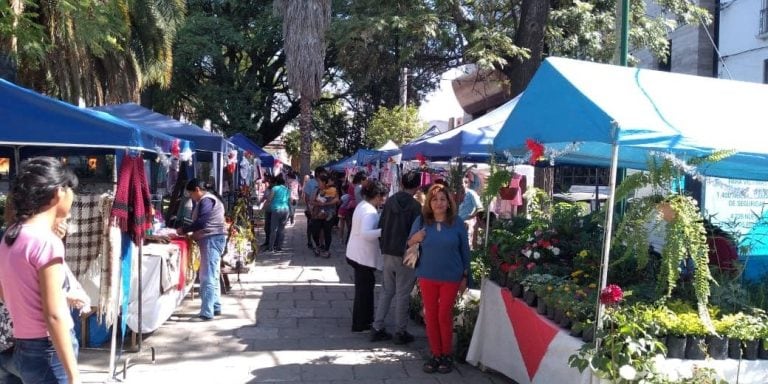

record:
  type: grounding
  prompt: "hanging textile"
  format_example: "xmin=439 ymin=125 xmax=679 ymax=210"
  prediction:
xmin=66 ymin=193 xmax=112 ymax=279
xmin=111 ymin=155 xmax=152 ymax=245
xmin=98 ymin=224 xmax=122 ymax=327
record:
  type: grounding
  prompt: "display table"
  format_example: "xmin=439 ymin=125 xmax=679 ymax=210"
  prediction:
xmin=125 ymin=242 xmax=193 ymax=333
xmin=466 ymin=279 xmax=768 ymax=384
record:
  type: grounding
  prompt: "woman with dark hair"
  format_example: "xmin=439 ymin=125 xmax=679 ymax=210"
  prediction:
xmin=0 ymin=156 xmax=81 ymax=384
xmin=407 ymin=183 xmax=470 ymax=374
xmin=309 ymin=173 xmax=339 ymax=258
xmin=345 ymin=180 xmax=388 ymax=332
xmin=265 ymin=173 xmax=290 ymax=251
xmin=177 ymin=178 xmax=227 ymax=321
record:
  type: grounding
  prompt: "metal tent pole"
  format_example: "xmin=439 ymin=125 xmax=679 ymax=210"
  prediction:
xmin=595 ymin=140 xmax=620 ymax=342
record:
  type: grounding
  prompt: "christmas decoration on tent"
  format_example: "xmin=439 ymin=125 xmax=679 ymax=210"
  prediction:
xmin=226 ymin=149 xmax=238 ymax=174
xmin=525 ymin=139 xmax=545 ymax=165
xmin=180 ymin=142 xmax=193 ymax=162
xmin=154 ymin=146 xmax=171 ymax=168
xmin=415 ymin=153 xmax=427 ymax=167
xmin=171 ymin=139 xmax=181 ymax=158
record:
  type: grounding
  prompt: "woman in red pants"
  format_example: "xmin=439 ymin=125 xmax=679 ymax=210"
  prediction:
xmin=406 ymin=183 xmax=470 ymax=374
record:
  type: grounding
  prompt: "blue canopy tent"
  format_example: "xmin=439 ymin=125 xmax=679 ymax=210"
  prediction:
xmin=401 ymin=95 xmax=520 ymax=162
xmin=93 ymin=103 xmax=235 ymax=193
xmin=0 ymin=79 xmax=186 ymax=155
xmin=493 ymin=57 xmax=768 ymax=323
xmin=229 ymin=133 xmax=275 ymax=167
xmin=324 ymin=148 xmax=402 ymax=172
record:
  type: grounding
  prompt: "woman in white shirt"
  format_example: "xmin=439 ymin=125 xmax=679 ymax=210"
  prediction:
xmin=346 ymin=180 xmax=388 ymax=332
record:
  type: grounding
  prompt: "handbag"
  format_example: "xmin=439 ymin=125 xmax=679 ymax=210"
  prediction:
xmin=403 ymin=242 xmax=420 ymax=269
xmin=403 ymin=216 xmax=423 ymax=269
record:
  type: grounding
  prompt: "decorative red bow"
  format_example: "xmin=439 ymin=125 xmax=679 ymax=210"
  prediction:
xmin=525 ymin=139 xmax=545 ymax=165
xmin=415 ymin=153 xmax=427 ymax=166
xmin=171 ymin=139 xmax=181 ymax=158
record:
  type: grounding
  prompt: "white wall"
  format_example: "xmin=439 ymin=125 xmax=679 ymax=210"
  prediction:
xmin=719 ymin=0 xmax=768 ymax=82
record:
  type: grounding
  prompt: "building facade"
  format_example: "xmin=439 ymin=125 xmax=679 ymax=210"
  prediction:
xmin=719 ymin=0 xmax=768 ymax=83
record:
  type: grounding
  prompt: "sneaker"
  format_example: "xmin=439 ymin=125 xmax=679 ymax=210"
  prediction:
xmin=214 ymin=310 xmax=221 ymax=316
xmin=393 ymin=330 xmax=415 ymax=345
xmin=369 ymin=328 xmax=393 ymax=342
xmin=189 ymin=316 xmax=213 ymax=322
xmin=437 ymin=355 xmax=454 ymax=374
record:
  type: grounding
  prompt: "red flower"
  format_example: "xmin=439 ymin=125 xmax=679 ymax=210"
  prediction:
xmin=599 ymin=284 xmax=624 ymax=306
xmin=526 ymin=262 xmax=536 ymax=270
xmin=500 ymin=262 xmax=511 ymax=273
xmin=489 ymin=244 xmax=499 ymax=256
xmin=538 ymin=239 xmax=551 ymax=248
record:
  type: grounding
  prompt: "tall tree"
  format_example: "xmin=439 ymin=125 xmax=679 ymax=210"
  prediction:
xmin=365 ymin=105 xmax=425 ymax=148
xmin=274 ymin=0 xmax=332 ymax=177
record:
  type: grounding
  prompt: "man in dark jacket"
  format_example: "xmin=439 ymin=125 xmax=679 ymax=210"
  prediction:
xmin=371 ymin=171 xmax=422 ymax=344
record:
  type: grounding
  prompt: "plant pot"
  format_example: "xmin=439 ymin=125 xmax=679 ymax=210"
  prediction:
xmin=509 ymin=282 xmax=524 ymax=298
xmin=743 ymin=339 xmax=759 ymax=360
xmin=759 ymin=339 xmax=768 ymax=360
xmin=496 ymin=271 xmax=508 ymax=287
xmin=558 ymin=315 xmax=572 ymax=330
xmin=582 ymin=324 xmax=595 ymax=343
xmin=546 ymin=303 xmax=556 ymax=320
xmin=706 ymin=335 xmax=729 ymax=360
xmin=666 ymin=335 xmax=687 ymax=359
xmin=657 ymin=202 xmax=676 ymax=222
xmin=728 ymin=338 xmax=743 ymax=359
xmin=569 ymin=322 xmax=583 ymax=338
xmin=536 ymin=300 xmax=547 ymax=315
xmin=553 ymin=308 xmax=565 ymax=324
xmin=523 ymin=290 xmax=537 ymax=306
xmin=685 ymin=336 xmax=707 ymax=360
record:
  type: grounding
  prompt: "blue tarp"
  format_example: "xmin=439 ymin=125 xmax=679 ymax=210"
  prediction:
xmin=401 ymin=95 xmax=521 ymax=162
xmin=324 ymin=148 xmax=401 ymax=172
xmin=0 ymin=79 xmax=185 ymax=153
xmin=229 ymin=133 xmax=275 ymax=167
xmin=494 ymin=57 xmax=768 ymax=180
xmin=93 ymin=103 xmax=230 ymax=154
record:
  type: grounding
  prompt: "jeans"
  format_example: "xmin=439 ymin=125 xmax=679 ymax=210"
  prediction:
xmin=269 ymin=209 xmax=289 ymax=250
xmin=347 ymin=258 xmax=376 ymax=331
xmin=198 ymin=235 xmax=226 ymax=319
xmin=418 ymin=278 xmax=460 ymax=356
xmin=262 ymin=209 xmax=272 ymax=246
xmin=373 ymin=254 xmax=417 ymax=333
xmin=0 ymin=347 xmax=21 ymax=384
xmin=14 ymin=329 xmax=79 ymax=384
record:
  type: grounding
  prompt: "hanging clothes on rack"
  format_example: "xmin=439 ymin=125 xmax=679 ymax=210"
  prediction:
xmin=66 ymin=193 xmax=113 ymax=279
xmin=111 ymin=155 xmax=153 ymax=245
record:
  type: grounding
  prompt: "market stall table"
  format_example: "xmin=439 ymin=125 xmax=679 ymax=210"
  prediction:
xmin=466 ymin=279 xmax=768 ymax=384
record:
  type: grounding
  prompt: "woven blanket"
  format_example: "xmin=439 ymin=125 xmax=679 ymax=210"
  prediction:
xmin=66 ymin=194 xmax=111 ymax=279
xmin=111 ymin=155 xmax=152 ymax=245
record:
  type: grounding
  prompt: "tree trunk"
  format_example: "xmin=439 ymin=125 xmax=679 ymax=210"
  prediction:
xmin=0 ymin=0 xmax=23 ymax=81
xmin=299 ymin=97 xmax=313 ymax=177
xmin=506 ymin=0 xmax=550 ymax=97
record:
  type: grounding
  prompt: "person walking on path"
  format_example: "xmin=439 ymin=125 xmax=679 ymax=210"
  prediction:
xmin=309 ymin=173 xmax=338 ymax=258
xmin=0 ymin=157 xmax=81 ymax=384
xmin=345 ymin=181 xmax=388 ymax=333
xmin=265 ymin=174 xmax=290 ymax=252
xmin=302 ymin=167 xmax=324 ymax=249
xmin=407 ymin=183 xmax=471 ymax=374
xmin=178 ymin=179 xmax=227 ymax=321
xmin=458 ymin=175 xmax=483 ymax=250
xmin=286 ymin=171 xmax=300 ymax=226
xmin=370 ymin=171 xmax=422 ymax=344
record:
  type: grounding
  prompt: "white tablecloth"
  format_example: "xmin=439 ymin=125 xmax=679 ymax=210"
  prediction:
xmin=466 ymin=279 xmax=768 ymax=384
xmin=126 ymin=243 xmax=192 ymax=333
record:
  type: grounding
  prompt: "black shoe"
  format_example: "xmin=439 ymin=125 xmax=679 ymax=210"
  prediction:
xmin=369 ymin=328 xmax=393 ymax=342
xmin=189 ymin=316 xmax=213 ymax=322
xmin=307 ymin=243 xmax=314 ymax=249
xmin=393 ymin=330 xmax=414 ymax=345
xmin=423 ymin=356 xmax=440 ymax=374
xmin=214 ymin=310 xmax=221 ymax=316
xmin=437 ymin=355 xmax=454 ymax=374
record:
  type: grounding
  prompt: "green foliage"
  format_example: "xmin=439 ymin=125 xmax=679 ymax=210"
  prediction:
xmin=313 ymin=95 xmax=364 ymax=159
xmin=481 ymin=159 xmax=512 ymax=208
xmin=365 ymin=105 xmax=425 ymax=148
xmin=721 ymin=311 xmax=766 ymax=341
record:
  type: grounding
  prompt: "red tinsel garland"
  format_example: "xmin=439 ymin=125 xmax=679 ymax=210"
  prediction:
xmin=525 ymin=139 xmax=545 ymax=165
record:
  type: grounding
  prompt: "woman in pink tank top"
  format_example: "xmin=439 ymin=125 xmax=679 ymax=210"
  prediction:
xmin=0 ymin=157 xmax=80 ymax=384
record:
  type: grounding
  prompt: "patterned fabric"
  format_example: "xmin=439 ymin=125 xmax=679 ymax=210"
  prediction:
xmin=0 ymin=302 xmax=14 ymax=352
xmin=98 ymin=225 xmax=122 ymax=327
xmin=110 ymin=155 xmax=152 ymax=245
xmin=66 ymin=194 xmax=112 ymax=279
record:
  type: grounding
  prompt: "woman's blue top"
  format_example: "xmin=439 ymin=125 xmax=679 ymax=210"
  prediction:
xmin=409 ymin=217 xmax=471 ymax=283
xmin=270 ymin=185 xmax=290 ymax=211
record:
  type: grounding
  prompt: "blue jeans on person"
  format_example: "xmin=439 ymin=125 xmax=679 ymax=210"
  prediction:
xmin=14 ymin=329 xmax=78 ymax=384
xmin=0 ymin=347 xmax=21 ymax=384
xmin=270 ymin=208 xmax=289 ymax=250
xmin=198 ymin=234 xmax=226 ymax=319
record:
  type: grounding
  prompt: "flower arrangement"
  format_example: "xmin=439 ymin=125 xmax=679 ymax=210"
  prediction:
xmin=599 ymin=284 xmax=624 ymax=306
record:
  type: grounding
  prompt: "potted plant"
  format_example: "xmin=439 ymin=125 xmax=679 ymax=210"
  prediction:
xmin=676 ymin=313 xmax=708 ymax=360
xmin=657 ymin=308 xmax=687 ymax=358
xmin=707 ymin=316 xmax=733 ymax=360
xmin=611 ymin=155 xmax=726 ymax=334
xmin=520 ymin=274 xmax=557 ymax=307
xmin=723 ymin=312 xmax=763 ymax=360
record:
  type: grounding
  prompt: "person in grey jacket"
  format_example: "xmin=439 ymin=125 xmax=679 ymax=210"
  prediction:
xmin=370 ymin=171 xmax=422 ymax=344
xmin=178 ymin=179 xmax=227 ymax=321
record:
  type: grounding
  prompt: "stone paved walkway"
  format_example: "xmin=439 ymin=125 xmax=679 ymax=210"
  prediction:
xmin=78 ymin=208 xmax=514 ymax=383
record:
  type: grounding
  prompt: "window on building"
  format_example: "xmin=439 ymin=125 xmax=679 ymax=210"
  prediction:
xmin=761 ymin=0 xmax=768 ymax=35
xmin=658 ymin=39 xmax=672 ymax=72
xmin=764 ymin=59 xmax=768 ymax=84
